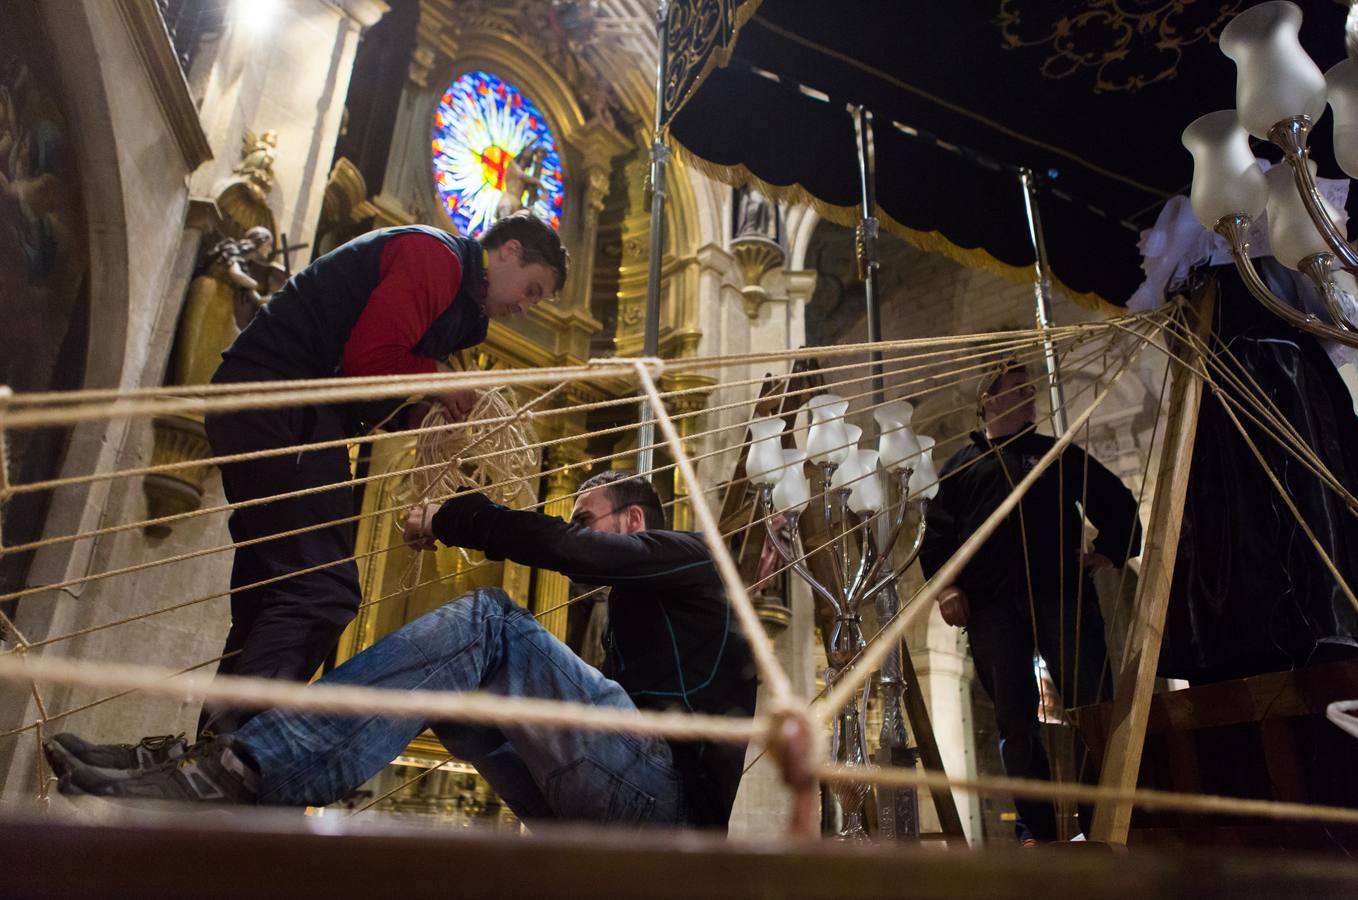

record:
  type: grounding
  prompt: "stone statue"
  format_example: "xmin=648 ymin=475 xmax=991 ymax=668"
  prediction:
xmin=735 ymin=185 xmax=776 ymax=240
xmin=234 ymin=129 xmax=278 ymax=196
xmin=172 ymin=226 xmax=285 ymax=387
xmin=495 ymin=145 xmax=548 ymax=220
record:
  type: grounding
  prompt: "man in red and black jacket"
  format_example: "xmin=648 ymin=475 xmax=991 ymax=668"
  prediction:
xmin=185 ymin=214 xmax=568 ymax=738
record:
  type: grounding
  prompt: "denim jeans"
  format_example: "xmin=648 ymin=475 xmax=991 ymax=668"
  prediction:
xmin=234 ymin=588 xmax=685 ymax=826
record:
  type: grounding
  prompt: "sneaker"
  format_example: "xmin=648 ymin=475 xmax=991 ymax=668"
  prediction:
xmin=44 ymin=732 xmax=188 ymax=778
xmin=57 ymin=738 xmax=259 ymax=805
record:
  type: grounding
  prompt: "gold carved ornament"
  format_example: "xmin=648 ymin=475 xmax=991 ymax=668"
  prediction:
xmin=660 ymin=0 xmax=763 ymax=129
xmin=995 ymin=0 xmax=1243 ymax=94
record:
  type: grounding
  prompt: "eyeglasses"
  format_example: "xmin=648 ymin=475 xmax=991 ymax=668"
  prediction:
xmin=569 ymin=505 xmax=630 ymax=528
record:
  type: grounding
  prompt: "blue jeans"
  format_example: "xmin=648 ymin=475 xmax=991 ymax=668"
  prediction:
xmin=234 ymin=588 xmax=686 ymax=826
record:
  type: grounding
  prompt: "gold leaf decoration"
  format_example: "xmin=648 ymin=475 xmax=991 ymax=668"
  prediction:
xmin=996 ymin=0 xmax=1242 ymax=94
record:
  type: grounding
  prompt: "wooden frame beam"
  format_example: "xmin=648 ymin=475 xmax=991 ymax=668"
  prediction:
xmin=1090 ymin=292 xmax=1215 ymax=843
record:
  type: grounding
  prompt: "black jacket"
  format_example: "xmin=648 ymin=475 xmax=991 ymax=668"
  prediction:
xmin=919 ymin=430 xmax=1142 ymax=608
xmin=431 ymin=494 xmax=758 ymax=829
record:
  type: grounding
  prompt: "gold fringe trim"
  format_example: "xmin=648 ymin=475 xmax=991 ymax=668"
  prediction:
xmin=673 ymin=141 xmax=1122 ymax=317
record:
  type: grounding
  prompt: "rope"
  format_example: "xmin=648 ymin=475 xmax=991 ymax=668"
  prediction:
xmin=0 ymin=653 xmax=762 ymax=746
xmin=817 ymin=762 xmax=1358 ymax=828
xmin=0 ymin=331 xmax=1086 ymax=559
xmin=817 ymin=334 xmax=1151 ymax=718
xmin=2 ymin=360 xmax=665 ymax=431
xmin=349 ymin=755 xmax=457 ymax=816
xmin=12 ymin=314 xmax=1352 ymax=839
xmin=6 ymin=320 xmax=1123 ymax=410
xmin=0 ymin=650 xmax=240 ymax=739
xmin=634 ymin=361 xmax=794 ymax=708
xmin=0 ymin=333 xmax=1115 ymax=604
xmin=3 ymin=332 xmax=1139 ymax=655
xmin=0 ymin=331 xmax=1140 ymax=662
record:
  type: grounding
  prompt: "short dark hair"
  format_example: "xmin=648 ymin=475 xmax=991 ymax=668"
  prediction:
xmin=480 ymin=213 xmax=569 ymax=293
xmin=976 ymin=358 xmax=1031 ymax=420
xmin=578 ymin=469 xmax=667 ymax=530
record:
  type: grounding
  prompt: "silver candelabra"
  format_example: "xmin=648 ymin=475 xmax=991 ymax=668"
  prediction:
xmin=746 ymin=396 xmax=937 ymax=839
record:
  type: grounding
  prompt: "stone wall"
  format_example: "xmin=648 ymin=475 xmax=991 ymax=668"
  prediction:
xmin=0 ymin=0 xmax=384 ymax=802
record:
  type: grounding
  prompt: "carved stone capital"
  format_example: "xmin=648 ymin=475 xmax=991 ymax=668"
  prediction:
xmin=332 ymin=0 xmax=388 ymax=29
xmin=659 ymin=373 xmax=717 ymax=419
xmin=730 ymin=236 xmax=786 ymax=319
xmin=408 ymin=44 xmax=437 ymax=88
xmin=586 ymin=167 xmax=611 ymax=212
xmin=545 ymin=444 xmax=591 ymax=495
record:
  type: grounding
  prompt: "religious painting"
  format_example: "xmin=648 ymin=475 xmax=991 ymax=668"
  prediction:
xmin=0 ymin=0 xmax=89 ymax=602
xmin=431 ymin=70 xmax=565 ymax=237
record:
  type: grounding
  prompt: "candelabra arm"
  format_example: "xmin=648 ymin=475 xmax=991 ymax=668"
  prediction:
xmin=816 ymin=464 xmax=850 ymax=602
xmin=856 ymin=506 xmax=911 ymax=604
xmin=847 ymin=516 xmax=877 ymax=605
xmin=1269 ymin=116 xmax=1358 ymax=272
xmin=834 ymin=489 xmax=856 ymax=596
xmin=860 ymin=504 xmax=929 ymax=607
xmin=1215 ymin=215 xmax=1358 ymax=350
xmin=857 ymin=483 xmax=927 ymax=605
xmin=1299 ymin=252 xmax=1358 ymax=332
xmin=771 ymin=513 xmax=841 ymax=619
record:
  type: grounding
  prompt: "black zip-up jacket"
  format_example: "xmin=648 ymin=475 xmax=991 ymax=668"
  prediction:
xmin=919 ymin=430 xmax=1142 ymax=609
xmin=431 ymin=494 xmax=758 ymax=829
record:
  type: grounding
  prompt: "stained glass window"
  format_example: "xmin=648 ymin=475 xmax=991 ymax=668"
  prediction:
xmin=431 ymin=71 xmax=566 ymax=237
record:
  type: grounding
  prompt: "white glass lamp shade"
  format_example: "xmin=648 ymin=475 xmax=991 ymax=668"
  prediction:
xmin=1182 ymin=111 xmax=1268 ymax=228
xmin=1220 ymin=1 xmax=1327 ymax=139
xmin=745 ymin=416 xmax=787 ymax=485
xmin=1264 ymin=159 xmax=1332 ymax=268
xmin=1326 ymin=59 xmax=1358 ymax=179
xmin=772 ymin=454 xmax=811 ymax=514
xmin=806 ymin=393 xmax=851 ymax=465
xmin=907 ymin=436 xmax=940 ymax=501
xmin=829 ymin=447 xmax=865 ymax=492
xmin=846 ymin=450 xmax=885 ymax=515
xmin=878 ymin=419 xmax=922 ymax=470
xmin=843 ymin=423 xmax=863 ymax=452
xmin=872 ymin=400 xmax=914 ymax=430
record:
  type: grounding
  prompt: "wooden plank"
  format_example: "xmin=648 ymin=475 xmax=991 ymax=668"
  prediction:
xmin=1072 ymin=659 xmax=1358 ymax=742
xmin=8 ymin=811 xmax=1358 ymax=899
xmin=1090 ymin=293 xmax=1215 ymax=844
xmin=897 ymin=641 xmax=968 ymax=842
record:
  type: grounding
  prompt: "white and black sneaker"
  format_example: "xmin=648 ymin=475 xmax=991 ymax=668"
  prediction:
xmin=55 ymin=738 xmax=259 ymax=805
xmin=44 ymin=732 xmax=189 ymax=779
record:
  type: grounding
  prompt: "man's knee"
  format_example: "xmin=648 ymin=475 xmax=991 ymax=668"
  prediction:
xmin=427 ymin=587 xmax=518 ymax=624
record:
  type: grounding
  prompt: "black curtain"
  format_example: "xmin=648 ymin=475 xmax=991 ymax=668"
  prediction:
xmin=1162 ymin=260 xmax=1358 ymax=682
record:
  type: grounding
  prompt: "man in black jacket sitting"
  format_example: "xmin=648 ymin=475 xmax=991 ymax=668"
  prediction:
xmin=49 ymin=472 xmax=758 ymax=831
xmin=920 ymin=361 xmax=1142 ymax=844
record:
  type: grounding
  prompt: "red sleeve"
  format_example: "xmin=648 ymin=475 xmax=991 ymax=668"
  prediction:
xmin=341 ymin=234 xmax=463 ymax=377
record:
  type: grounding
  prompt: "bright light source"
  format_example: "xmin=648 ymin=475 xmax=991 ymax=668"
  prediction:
xmin=234 ymin=0 xmax=280 ymax=32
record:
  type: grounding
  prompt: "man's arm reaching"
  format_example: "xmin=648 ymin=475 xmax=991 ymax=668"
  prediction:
xmin=408 ymin=493 xmax=714 ymax=590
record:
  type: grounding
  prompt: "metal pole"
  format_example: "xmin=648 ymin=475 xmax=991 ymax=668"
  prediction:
xmin=850 ymin=105 xmax=884 ymax=405
xmin=637 ymin=0 xmax=671 ymax=476
xmin=1020 ymin=168 xmax=1068 ymax=433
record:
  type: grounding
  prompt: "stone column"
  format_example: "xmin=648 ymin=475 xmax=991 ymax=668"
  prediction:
xmin=658 ymin=373 xmax=715 ymax=531
xmin=188 ymin=0 xmax=387 ymax=253
xmin=567 ymin=160 xmax=612 ymax=312
xmin=533 ymin=443 xmax=589 ymax=640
